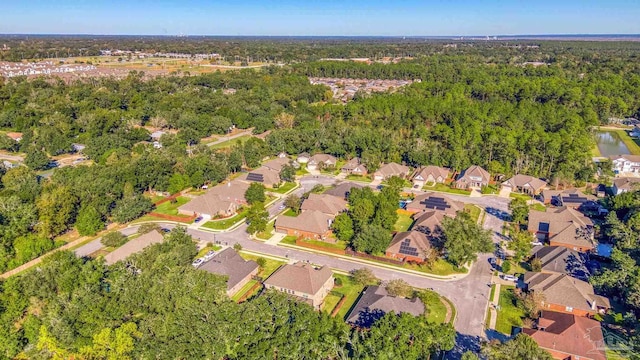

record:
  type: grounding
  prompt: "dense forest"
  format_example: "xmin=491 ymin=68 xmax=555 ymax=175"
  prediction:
xmin=0 ymin=228 xmax=456 ymax=359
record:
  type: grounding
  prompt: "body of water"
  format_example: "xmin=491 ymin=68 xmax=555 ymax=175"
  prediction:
xmin=596 ymin=131 xmax=631 ymax=157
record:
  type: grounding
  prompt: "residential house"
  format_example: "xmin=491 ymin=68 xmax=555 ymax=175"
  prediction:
xmin=263 ymin=262 xmax=334 ymax=310
xmin=609 ymin=154 xmax=640 ymax=175
xmin=454 ymin=165 xmax=491 ymax=190
xmin=373 ymin=162 xmax=410 ymax=180
xmin=262 ymin=157 xmax=291 ymax=172
xmin=523 ymin=272 xmax=610 ymax=316
xmin=411 ymin=166 xmax=450 ymax=187
xmin=411 ymin=210 xmax=451 ymax=243
xmin=386 ymin=231 xmax=434 ymax=263
xmin=541 ymin=189 xmax=597 ymax=208
xmin=198 ymin=248 xmax=259 ymax=296
xmin=630 ymin=126 xmax=640 ymax=138
xmin=297 ymin=152 xmax=311 ymax=164
xmin=307 ymin=154 xmax=338 ymax=171
xmin=178 ymin=180 xmax=249 ymax=219
xmin=275 ymin=210 xmax=334 ymax=240
xmin=531 ymin=246 xmax=588 ymax=280
xmin=324 ymin=182 xmax=363 ymax=200
xmin=346 ymin=285 xmax=425 ymax=327
xmin=243 ymin=166 xmax=282 ymax=188
xmin=405 ymin=192 xmax=464 ymax=216
xmin=5 ymin=132 xmax=22 ymax=142
xmin=612 ymin=177 xmax=640 ymax=195
xmin=501 ymin=174 xmax=547 ymax=195
xmin=528 ymin=207 xmax=594 ymax=252
xmin=300 ymin=193 xmax=347 ymax=215
xmin=104 ymin=230 xmax=164 ymax=265
xmin=341 ymin=157 xmax=368 ymax=176
xmin=522 ymin=311 xmax=606 ymax=360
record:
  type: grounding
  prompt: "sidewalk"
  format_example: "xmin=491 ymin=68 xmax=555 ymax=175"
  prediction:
xmin=488 ymin=282 xmax=501 ymax=330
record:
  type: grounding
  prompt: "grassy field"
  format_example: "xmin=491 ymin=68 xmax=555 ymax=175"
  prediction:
xmin=394 ymin=211 xmax=414 ymax=232
xmin=403 ymin=258 xmax=468 ymax=276
xmin=418 ymin=290 xmax=449 ymax=324
xmin=464 ymin=204 xmax=482 ymax=223
xmin=209 ymin=135 xmax=253 ymax=149
xmin=153 ymin=196 xmax=191 ymax=216
xmin=495 ymin=285 xmax=525 ymax=335
xmin=425 ymin=183 xmax=471 ymax=195
xmin=271 ymin=182 xmax=297 ymax=194
xmin=328 ymin=274 xmax=367 ymax=320
xmin=239 ymin=252 xmax=285 ymax=278
xmin=201 ymin=209 xmax=248 ymax=230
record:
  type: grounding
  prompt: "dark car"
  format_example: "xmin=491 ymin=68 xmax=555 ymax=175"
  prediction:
xmin=194 ymin=216 xmax=203 ymax=223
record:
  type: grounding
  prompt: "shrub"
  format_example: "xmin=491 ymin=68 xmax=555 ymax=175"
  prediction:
xmin=101 ymin=232 xmax=128 ymax=247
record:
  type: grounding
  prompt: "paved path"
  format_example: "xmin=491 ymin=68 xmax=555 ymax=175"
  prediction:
xmin=205 ymin=130 xmax=253 ymax=147
xmin=488 ymin=283 xmax=501 ymax=330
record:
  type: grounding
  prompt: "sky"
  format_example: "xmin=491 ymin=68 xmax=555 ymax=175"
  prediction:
xmin=0 ymin=0 xmax=639 ymax=36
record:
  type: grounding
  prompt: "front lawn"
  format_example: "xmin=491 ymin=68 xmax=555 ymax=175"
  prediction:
xmin=280 ymin=235 xmax=298 ymax=245
xmin=394 ymin=211 xmax=414 ymax=232
xmin=281 ymin=208 xmax=298 ymax=217
xmin=464 ymin=204 xmax=482 ymax=223
xmin=201 ymin=209 xmax=248 ymax=230
xmin=196 ymin=244 xmax=223 ymax=257
xmin=298 ymin=238 xmax=348 ymax=251
xmin=426 ymin=183 xmax=471 ymax=196
xmin=509 ymin=192 xmax=532 ymax=201
xmin=495 ymin=285 xmax=525 ymax=335
xmin=256 ymin=221 xmax=275 ymax=240
xmin=418 ymin=290 xmax=449 ymax=324
xmin=346 ymin=174 xmax=372 ymax=183
xmin=403 ymin=258 xmax=468 ymax=276
xmin=530 ymin=203 xmax=546 ymax=212
xmin=272 ymin=182 xmax=297 ymax=194
xmin=329 ymin=274 xmax=367 ymax=320
xmin=153 ymin=196 xmax=191 ymax=215
xmin=238 ymin=252 xmax=285 ymax=278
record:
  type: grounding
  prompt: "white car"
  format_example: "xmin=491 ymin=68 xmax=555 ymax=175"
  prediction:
xmin=502 ymin=274 xmax=518 ymax=282
xmin=192 ymin=258 xmax=204 ymax=268
xmin=531 ymin=242 xmax=543 ymax=246
xmin=203 ymin=250 xmax=216 ymax=261
xmin=278 ymin=205 xmax=286 ymax=210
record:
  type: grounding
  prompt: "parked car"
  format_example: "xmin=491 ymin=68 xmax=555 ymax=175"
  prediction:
xmin=531 ymin=241 xmax=543 ymax=246
xmin=278 ymin=204 xmax=286 ymax=210
xmin=502 ymin=274 xmax=518 ymax=282
xmin=194 ymin=216 xmax=203 ymax=223
xmin=192 ymin=258 xmax=204 ymax=268
xmin=161 ymin=228 xmax=171 ymax=233
xmin=203 ymin=250 xmax=216 ymax=261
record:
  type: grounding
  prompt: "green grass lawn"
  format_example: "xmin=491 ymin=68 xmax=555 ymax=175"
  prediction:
xmin=322 ymin=293 xmax=343 ymax=314
xmin=271 ymin=182 xmax=297 ymax=194
xmin=256 ymin=221 xmax=275 ymax=240
xmin=418 ymin=290 xmax=449 ymax=324
xmin=495 ymin=285 xmax=525 ymax=335
xmin=239 ymin=252 xmax=285 ymax=278
xmin=509 ymin=192 xmax=532 ymax=201
xmin=464 ymin=204 xmax=482 ymax=223
xmin=295 ymin=168 xmax=309 ymax=176
xmin=426 ymin=183 xmax=471 ymax=195
xmin=201 ymin=209 xmax=248 ymax=230
xmin=196 ymin=244 xmax=223 ymax=257
xmin=403 ymin=258 xmax=468 ymax=276
xmin=489 ymin=284 xmax=496 ymax=301
xmin=282 ymin=208 xmax=298 ymax=217
xmin=330 ymin=274 xmax=367 ymax=320
xmin=481 ymin=184 xmax=500 ymax=195
xmin=231 ymin=279 xmax=260 ymax=302
xmin=209 ymin=134 xmax=252 ymax=149
xmin=394 ymin=212 xmax=414 ymax=232
xmin=153 ymin=196 xmax=191 ymax=215
xmin=530 ymin=203 xmax=546 ymax=212
xmin=346 ymin=174 xmax=372 ymax=183
xmin=280 ymin=235 xmax=298 ymax=245
xmin=298 ymin=238 xmax=348 ymax=251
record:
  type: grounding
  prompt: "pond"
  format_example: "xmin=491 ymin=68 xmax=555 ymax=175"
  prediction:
xmin=596 ymin=131 xmax=630 ymax=157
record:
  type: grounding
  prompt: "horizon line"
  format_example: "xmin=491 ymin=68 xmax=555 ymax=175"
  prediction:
xmin=1 ymin=33 xmax=640 ymax=38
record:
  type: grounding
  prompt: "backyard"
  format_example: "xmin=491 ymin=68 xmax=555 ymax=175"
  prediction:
xmin=238 ymin=252 xmax=285 ymax=279
xmin=153 ymin=196 xmax=191 ymax=216
xmin=323 ymin=274 xmax=367 ymax=320
xmin=495 ymin=285 xmax=525 ymax=335
xmin=394 ymin=210 xmax=414 ymax=232
xmin=201 ymin=208 xmax=248 ymax=230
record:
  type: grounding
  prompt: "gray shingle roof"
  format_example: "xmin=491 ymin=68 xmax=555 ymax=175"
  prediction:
xmin=199 ymin=248 xmax=259 ymax=291
xmin=264 ymin=262 xmax=333 ymax=295
xmin=346 ymin=286 xmax=425 ymax=327
xmin=104 ymin=230 xmax=164 ymax=265
xmin=524 ymin=272 xmax=610 ymax=312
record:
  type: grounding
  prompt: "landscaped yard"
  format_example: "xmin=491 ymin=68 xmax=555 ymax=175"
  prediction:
xmin=403 ymin=258 xmax=468 ymax=276
xmin=299 ymin=238 xmax=348 ymax=251
xmin=495 ymin=285 xmax=525 ymax=335
xmin=530 ymin=203 xmax=546 ymax=212
xmin=418 ymin=290 xmax=449 ymax=324
xmin=425 ymin=182 xmax=471 ymax=195
xmin=327 ymin=274 xmax=367 ymax=320
xmin=464 ymin=204 xmax=482 ymax=223
xmin=280 ymin=235 xmax=298 ymax=245
xmin=256 ymin=221 xmax=275 ymax=240
xmin=394 ymin=211 xmax=414 ymax=232
xmin=346 ymin=174 xmax=372 ymax=183
xmin=238 ymin=252 xmax=285 ymax=278
xmin=153 ymin=196 xmax=191 ymax=215
xmin=295 ymin=168 xmax=309 ymax=176
xmin=201 ymin=209 xmax=248 ymax=230
xmin=281 ymin=208 xmax=298 ymax=217
xmin=509 ymin=192 xmax=532 ymax=201
xmin=271 ymin=182 xmax=297 ymax=194
xmin=196 ymin=244 xmax=223 ymax=257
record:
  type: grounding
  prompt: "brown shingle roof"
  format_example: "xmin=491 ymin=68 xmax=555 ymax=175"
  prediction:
xmin=528 ymin=207 xmax=593 ymax=248
xmin=412 ymin=166 xmax=450 ymax=182
xmin=386 ymin=231 xmax=433 ymax=260
xmin=324 ymin=182 xmax=364 ymax=199
xmin=523 ymin=311 xmax=607 ymax=360
xmin=613 ymin=177 xmax=640 ymax=191
xmin=262 ymin=157 xmax=291 ymax=172
xmin=264 ymin=262 xmax=333 ymax=295
xmin=300 ymin=193 xmax=347 ymax=215
xmin=275 ymin=210 xmax=333 ymax=235
xmin=374 ymin=162 xmax=410 ymax=179
xmin=178 ymin=180 xmax=249 ymax=216
xmin=309 ymin=154 xmax=337 ymax=166
xmin=456 ymin=165 xmax=490 ymax=184
xmin=199 ymin=248 xmax=259 ymax=292
xmin=531 ymin=246 xmax=588 ymax=278
xmin=502 ymin=174 xmax=547 ymax=192
xmin=524 ymin=272 xmax=610 ymax=312
xmin=243 ymin=166 xmax=281 ymax=186
xmin=104 ymin=230 xmax=164 ymax=265
xmin=346 ymin=286 xmax=425 ymax=327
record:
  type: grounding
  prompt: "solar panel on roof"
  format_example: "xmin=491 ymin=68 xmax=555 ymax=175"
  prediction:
xmin=246 ymin=173 xmax=264 ymax=182
xmin=398 ymin=239 xmax=419 ymax=257
xmin=419 ymin=196 xmax=451 ymax=211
